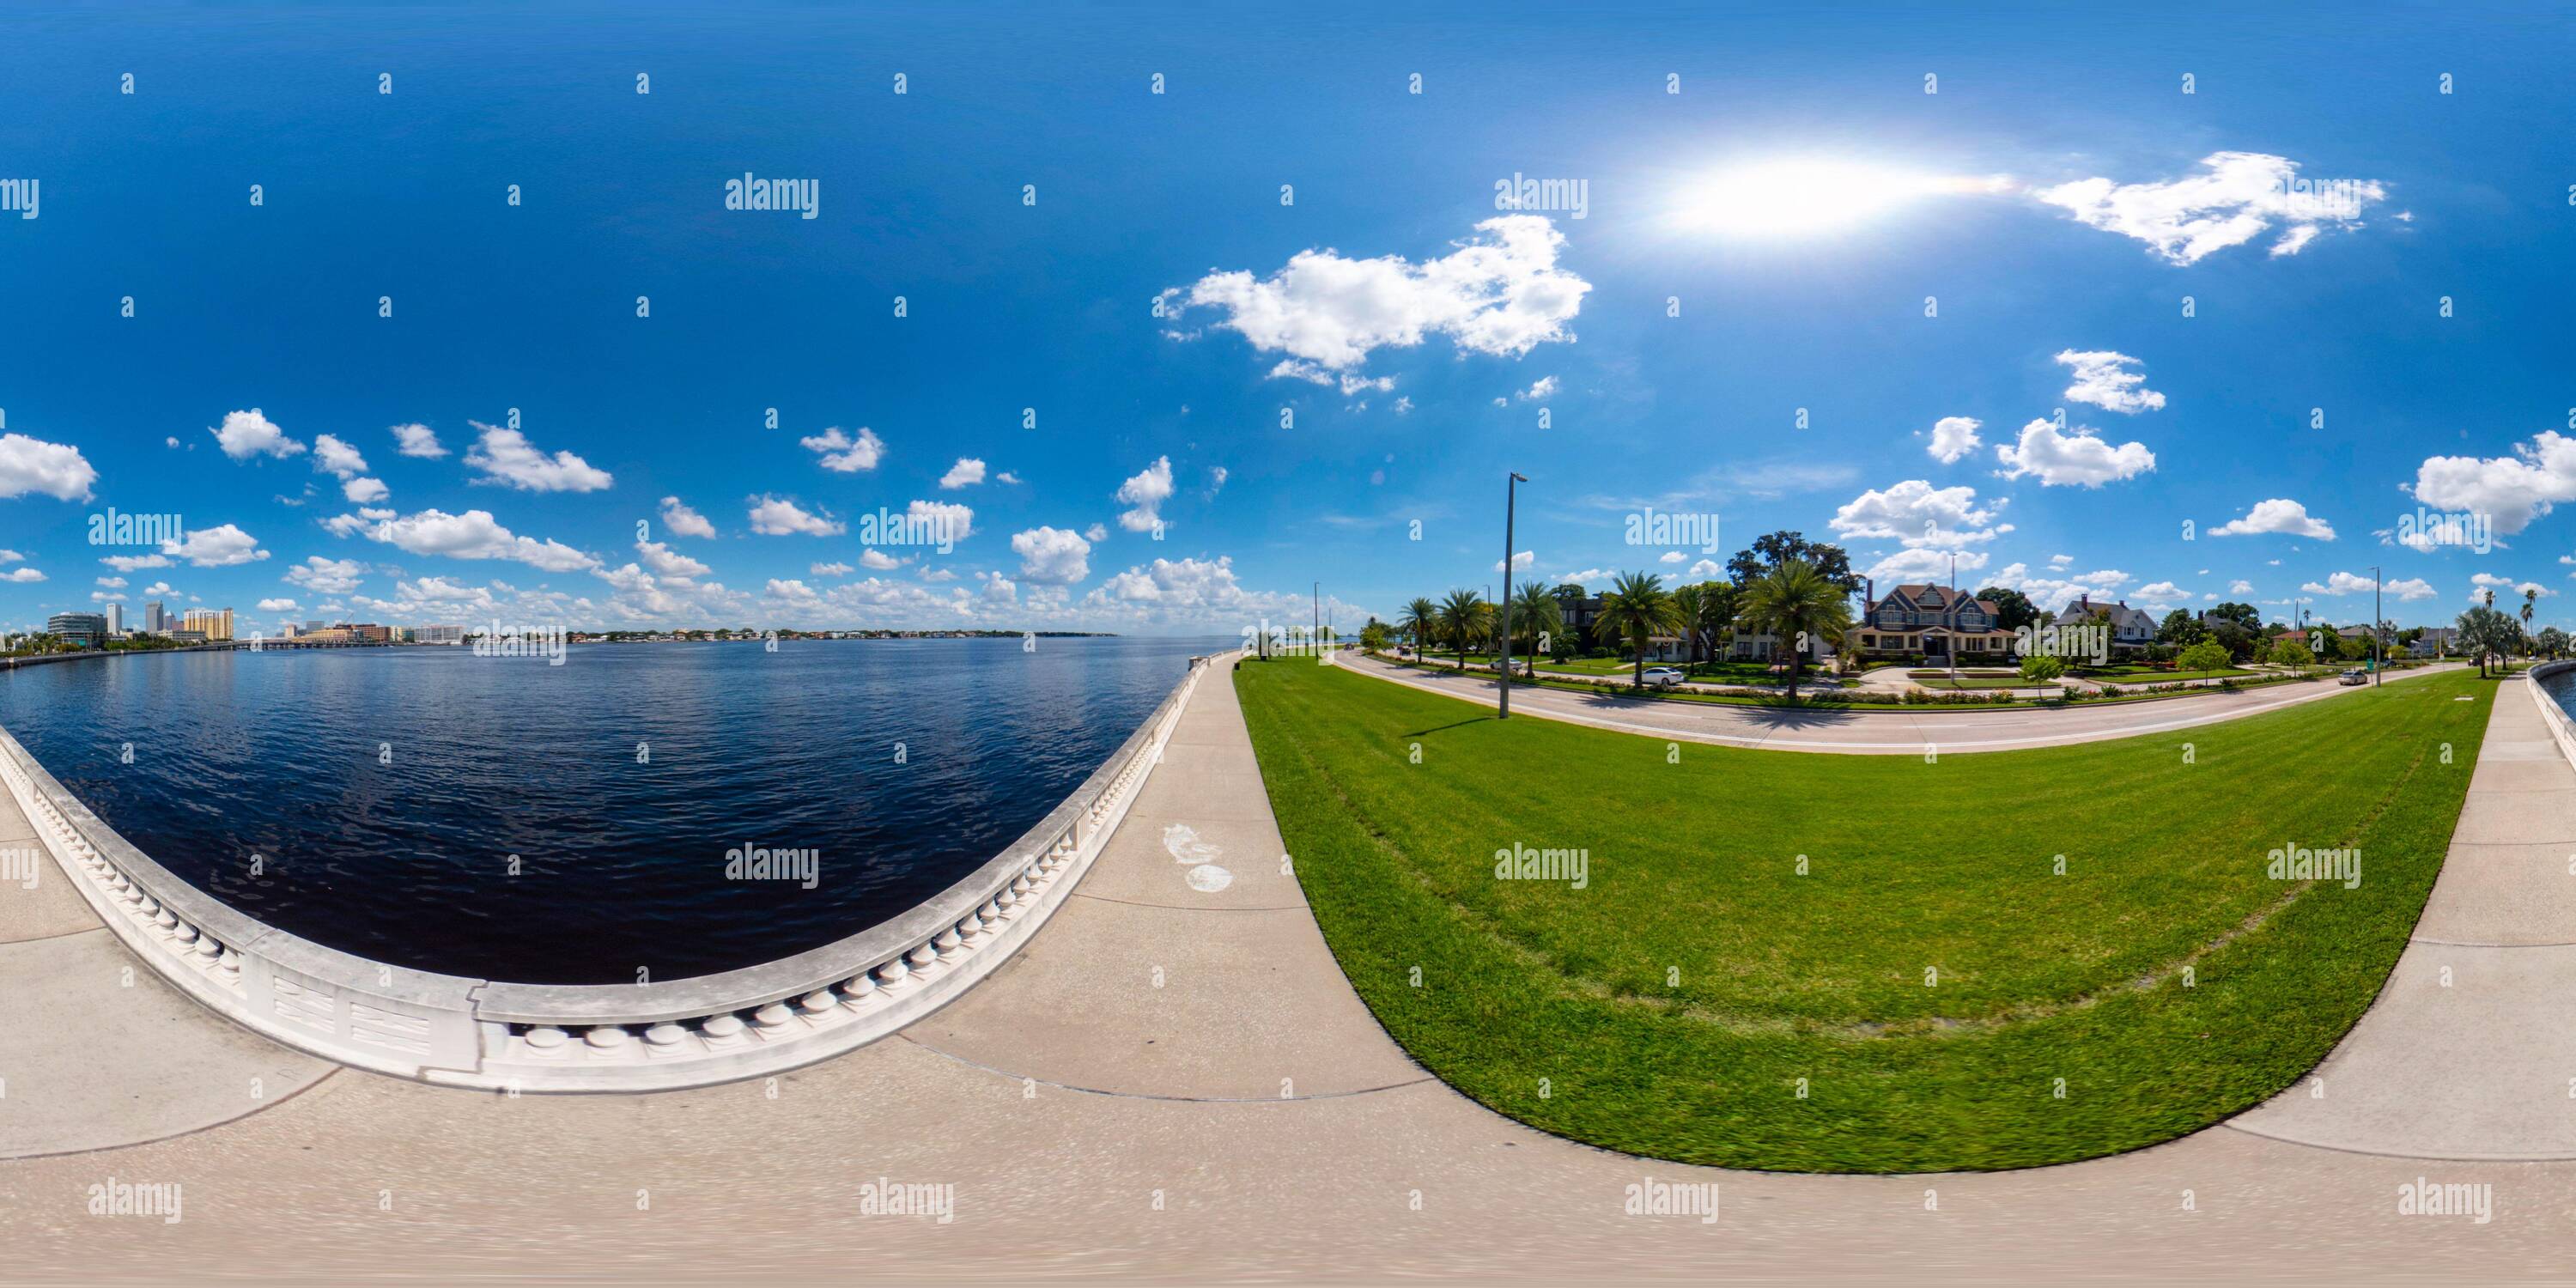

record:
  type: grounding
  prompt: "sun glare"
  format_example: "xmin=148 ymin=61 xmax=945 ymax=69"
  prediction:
xmin=1674 ymin=159 xmax=2007 ymax=237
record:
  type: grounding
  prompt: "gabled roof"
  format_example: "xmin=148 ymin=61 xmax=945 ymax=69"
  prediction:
xmin=1874 ymin=584 xmax=2001 ymax=616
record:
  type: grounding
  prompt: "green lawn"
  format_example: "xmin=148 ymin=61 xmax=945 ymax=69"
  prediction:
xmin=1237 ymin=661 xmax=2489 ymax=1172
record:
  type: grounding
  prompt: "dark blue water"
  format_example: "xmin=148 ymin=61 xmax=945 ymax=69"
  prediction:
xmin=0 ymin=637 xmax=1218 ymax=983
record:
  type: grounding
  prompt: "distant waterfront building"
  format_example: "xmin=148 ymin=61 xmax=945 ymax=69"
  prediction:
xmin=304 ymin=619 xmax=324 ymax=633
xmin=348 ymin=623 xmax=390 ymax=643
xmin=183 ymin=607 xmax=235 ymax=641
xmin=415 ymin=623 xmax=466 ymax=645
xmin=167 ymin=629 xmax=206 ymax=644
xmin=105 ymin=603 xmax=124 ymax=635
xmin=47 ymin=611 xmax=107 ymax=647
xmin=280 ymin=623 xmax=302 ymax=639
xmin=144 ymin=599 xmax=166 ymax=634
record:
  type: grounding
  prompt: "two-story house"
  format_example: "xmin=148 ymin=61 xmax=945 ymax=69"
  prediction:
xmin=2052 ymin=594 xmax=2158 ymax=656
xmin=1849 ymin=582 xmax=2017 ymax=660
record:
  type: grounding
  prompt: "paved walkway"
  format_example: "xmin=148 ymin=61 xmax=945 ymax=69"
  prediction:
xmin=0 ymin=663 xmax=2568 ymax=1282
xmin=1352 ymin=652 xmax=2464 ymax=753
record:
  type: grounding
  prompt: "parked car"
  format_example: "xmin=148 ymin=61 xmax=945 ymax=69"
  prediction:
xmin=1640 ymin=665 xmax=1686 ymax=688
xmin=2338 ymin=668 xmax=2367 ymax=686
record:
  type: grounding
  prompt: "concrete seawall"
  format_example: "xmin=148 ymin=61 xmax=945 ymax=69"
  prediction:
xmin=0 ymin=652 xmax=1219 ymax=1092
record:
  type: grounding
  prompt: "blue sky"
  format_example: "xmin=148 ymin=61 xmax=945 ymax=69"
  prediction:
xmin=2 ymin=2 xmax=2567 ymax=636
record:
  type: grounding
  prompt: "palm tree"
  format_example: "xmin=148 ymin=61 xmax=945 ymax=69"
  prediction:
xmin=2524 ymin=588 xmax=2538 ymax=658
xmin=1595 ymin=571 xmax=1685 ymax=688
xmin=2458 ymin=605 xmax=2512 ymax=677
xmin=1736 ymin=559 xmax=1856 ymax=702
xmin=1399 ymin=597 xmax=1437 ymax=662
xmin=1671 ymin=584 xmax=1704 ymax=665
xmin=1436 ymin=589 xmax=1492 ymax=671
xmin=1691 ymin=580 xmax=1739 ymax=671
xmin=1509 ymin=583 xmax=1562 ymax=660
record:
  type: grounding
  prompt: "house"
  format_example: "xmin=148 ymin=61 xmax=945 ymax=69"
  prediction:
xmin=1850 ymin=582 xmax=2017 ymax=660
xmin=2052 ymin=595 xmax=2158 ymax=656
xmin=2412 ymin=626 xmax=2458 ymax=658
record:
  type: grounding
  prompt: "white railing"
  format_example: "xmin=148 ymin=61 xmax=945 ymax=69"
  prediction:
xmin=0 ymin=652 xmax=1219 ymax=1092
xmin=2527 ymin=660 xmax=2576 ymax=770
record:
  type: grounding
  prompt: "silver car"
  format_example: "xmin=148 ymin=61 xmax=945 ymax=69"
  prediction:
xmin=1640 ymin=665 xmax=1686 ymax=688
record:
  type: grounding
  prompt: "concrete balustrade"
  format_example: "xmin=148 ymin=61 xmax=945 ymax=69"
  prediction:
xmin=0 ymin=653 xmax=1218 ymax=1092
xmin=2526 ymin=660 xmax=2576 ymax=768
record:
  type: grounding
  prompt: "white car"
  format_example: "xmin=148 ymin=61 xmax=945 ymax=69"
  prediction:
xmin=1640 ymin=665 xmax=1686 ymax=688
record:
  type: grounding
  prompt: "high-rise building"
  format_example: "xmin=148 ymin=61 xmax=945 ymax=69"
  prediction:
xmin=46 ymin=612 xmax=106 ymax=647
xmin=105 ymin=603 xmax=124 ymax=635
xmin=144 ymin=600 xmax=166 ymax=634
xmin=182 ymin=608 xmax=235 ymax=641
xmin=305 ymin=620 xmax=323 ymax=633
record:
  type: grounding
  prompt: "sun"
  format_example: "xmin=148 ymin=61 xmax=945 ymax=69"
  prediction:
xmin=1672 ymin=158 xmax=2008 ymax=237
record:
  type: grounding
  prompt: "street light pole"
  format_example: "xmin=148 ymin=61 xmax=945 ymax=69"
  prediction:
xmin=1499 ymin=471 xmax=1528 ymax=718
xmin=2372 ymin=565 xmax=2382 ymax=686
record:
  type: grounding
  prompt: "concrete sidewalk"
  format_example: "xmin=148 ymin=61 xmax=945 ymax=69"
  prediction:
xmin=1351 ymin=651 xmax=2464 ymax=753
xmin=2 ymin=664 xmax=2570 ymax=1283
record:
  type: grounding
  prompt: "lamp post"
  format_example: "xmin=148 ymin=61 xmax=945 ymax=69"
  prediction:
xmin=2371 ymin=565 xmax=2382 ymax=687
xmin=1498 ymin=471 xmax=1528 ymax=718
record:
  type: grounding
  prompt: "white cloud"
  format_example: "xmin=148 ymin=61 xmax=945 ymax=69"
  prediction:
xmin=2048 ymin=554 xmax=2073 ymax=568
xmin=939 ymin=458 xmax=987 ymax=489
xmin=258 ymin=598 xmax=301 ymax=612
xmin=0 ymin=568 xmax=43 ymax=584
xmin=2135 ymin=580 xmax=2190 ymax=605
xmin=391 ymin=422 xmax=446 ymax=458
xmin=1162 ymin=214 xmax=1591 ymax=377
xmin=2471 ymin=573 xmax=2550 ymax=600
xmin=1208 ymin=465 xmax=1229 ymax=495
xmin=2054 ymin=350 xmax=2165 ymax=414
xmin=465 ymin=422 xmax=614 ymax=492
xmin=100 ymin=553 xmax=172 ymax=572
xmin=143 ymin=580 xmax=170 ymax=595
xmin=2034 ymin=151 xmax=2389 ymax=265
xmin=284 ymin=556 xmax=366 ymax=595
xmin=1831 ymin=480 xmax=2012 ymax=548
xmin=2409 ymin=431 xmax=2576 ymax=534
xmin=659 ymin=496 xmax=716 ymax=539
xmin=1083 ymin=523 xmax=1109 ymax=543
xmin=997 ymin=471 xmax=1024 ymax=485
xmin=1994 ymin=418 xmax=2155 ymax=488
xmin=313 ymin=434 xmax=370 ymax=479
xmin=1863 ymin=548 xmax=1990 ymax=582
xmin=1658 ymin=550 xmax=1684 ymax=564
xmin=210 ymin=409 xmax=304 ymax=460
xmin=362 ymin=508 xmax=598 ymax=572
xmin=1685 ymin=558 xmax=1722 ymax=579
xmin=1011 ymin=526 xmax=1092 ymax=583
xmin=343 ymin=477 xmax=389 ymax=504
xmin=161 ymin=523 xmax=270 ymax=568
xmin=1927 ymin=416 xmax=1983 ymax=465
xmin=96 ymin=576 xmax=126 ymax=589
xmin=1115 ymin=456 xmax=1176 ymax=533
xmin=1493 ymin=550 xmax=1537 ymax=574
xmin=0 ymin=550 xmax=16 ymax=562
xmin=2210 ymin=498 xmax=2335 ymax=540
xmin=801 ymin=426 xmax=885 ymax=473
xmin=1518 ymin=375 xmax=1559 ymax=401
xmin=811 ymin=562 xmax=854 ymax=577
xmin=0 ymin=432 xmax=97 ymax=502
xmin=2302 ymin=570 xmax=2434 ymax=601
xmin=635 ymin=540 xmax=710 ymax=582
xmin=857 ymin=549 xmax=904 ymax=571
xmin=747 ymin=495 xmax=845 ymax=537
xmin=2229 ymin=580 xmax=2255 ymax=595
xmin=1988 ymin=562 xmax=2134 ymax=611
xmin=907 ymin=499 xmax=975 ymax=545
xmin=1087 ymin=555 xmax=1257 ymax=610
xmin=1272 ymin=361 xmax=1396 ymax=395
